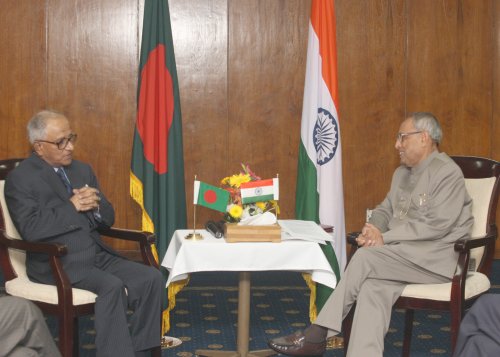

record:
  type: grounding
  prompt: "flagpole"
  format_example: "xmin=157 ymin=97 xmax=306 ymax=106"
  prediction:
xmin=185 ymin=175 xmax=202 ymax=240
xmin=276 ymin=173 xmax=279 ymax=220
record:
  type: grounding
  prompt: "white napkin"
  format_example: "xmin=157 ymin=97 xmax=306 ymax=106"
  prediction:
xmin=238 ymin=211 xmax=277 ymax=226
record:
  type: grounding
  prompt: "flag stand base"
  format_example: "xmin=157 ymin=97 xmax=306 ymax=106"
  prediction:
xmin=161 ymin=335 xmax=182 ymax=349
xmin=185 ymin=232 xmax=203 ymax=240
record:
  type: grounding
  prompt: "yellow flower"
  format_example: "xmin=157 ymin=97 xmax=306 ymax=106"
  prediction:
xmin=229 ymin=204 xmax=243 ymax=219
xmin=270 ymin=200 xmax=280 ymax=214
xmin=220 ymin=176 xmax=230 ymax=186
xmin=255 ymin=202 xmax=267 ymax=210
xmin=228 ymin=173 xmax=251 ymax=188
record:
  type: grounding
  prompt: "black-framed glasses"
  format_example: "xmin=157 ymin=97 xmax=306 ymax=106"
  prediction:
xmin=36 ymin=133 xmax=77 ymax=150
xmin=396 ymin=131 xmax=422 ymax=142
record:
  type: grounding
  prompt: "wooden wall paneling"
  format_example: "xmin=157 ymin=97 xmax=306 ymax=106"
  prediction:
xmin=1 ymin=1 xmax=498 ymax=254
xmin=335 ymin=0 xmax=407 ymax=232
xmin=407 ymin=0 xmax=498 ymax=256
xmin=45 ymin=0 xmax=139 ymax=249
xmin=0 ymin=0 xmax=47 ymax=158
xmin=169 ymin=0 xmax=229 ymax=228
xmin=227 ymin=0 xmax=310 ymax=220
xmin=406 ymin=0 xmax=493 ymax=157
xmin=492 ymin=0 xmax=500 ymax=257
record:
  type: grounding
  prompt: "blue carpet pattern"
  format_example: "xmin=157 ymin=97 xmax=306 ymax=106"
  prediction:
xmin=1 ymin=261 xmax=500 ymax=356
xmin=167 ymin=268 xmax=500 ymax=357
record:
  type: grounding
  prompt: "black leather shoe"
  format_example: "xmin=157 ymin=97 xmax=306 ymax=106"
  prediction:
xmin=267 ymin=330 xmax=326 ymax=356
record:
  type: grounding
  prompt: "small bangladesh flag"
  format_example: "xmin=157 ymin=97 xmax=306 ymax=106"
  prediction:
xmin=240 ymin=178 xmax=279 ymax=204
xmin=194 ymin=181 xmax=230 ymax=212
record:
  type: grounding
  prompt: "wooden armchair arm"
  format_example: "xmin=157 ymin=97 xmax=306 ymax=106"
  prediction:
xmin=98 ymin=227 xmax=158 ymax=268
xmin=1 ymin=230 xmax=67 ymax=255
xmin=345 ymin=232 xmax=361 ymax=264
xmin=453 ymin=232 xmax=496 ymax=253
xmin=347 ymin=232 xmax=361 ymax=246
xmin=0 ymin=229 xmax=73 ymax=307
xmin=454 ymin=225 xmax=497 ymax=276
xmin=99 ymin=227 xmax=156 ymax=244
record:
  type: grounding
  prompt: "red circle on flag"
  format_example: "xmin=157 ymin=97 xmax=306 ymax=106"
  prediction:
xmin=137 ymin=44 xmax=174 ymax=175
xmin=204 ymin=190 xmax=217 ymax=204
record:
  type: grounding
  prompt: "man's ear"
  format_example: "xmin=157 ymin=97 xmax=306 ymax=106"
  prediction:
xmin=33 ymin=142 xmax=43 ymax=156
xmin=421 ymin=131 xmax=431 ymax=144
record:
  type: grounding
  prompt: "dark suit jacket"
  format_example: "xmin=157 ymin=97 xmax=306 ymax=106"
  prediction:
xmin=5 ymin=153 xmax=118 ymax=284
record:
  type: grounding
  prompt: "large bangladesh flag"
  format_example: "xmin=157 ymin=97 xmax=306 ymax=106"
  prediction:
xmin=130 ymin=0 xmax=187 ymax=334
xmin=296 ymin=0 xmax=346 ymax=317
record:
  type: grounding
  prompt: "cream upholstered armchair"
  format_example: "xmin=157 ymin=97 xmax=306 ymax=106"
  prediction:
xmin=342 ymin=156 xmax=500 ymax=357
xmin=0 ymin=158 xmax=160 ymax=357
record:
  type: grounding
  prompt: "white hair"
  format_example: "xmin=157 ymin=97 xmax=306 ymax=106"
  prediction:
xmin=409 ymin=112 xmax=442 ymax=145
xmin=27 ymin=110 xmax=66 ymax=144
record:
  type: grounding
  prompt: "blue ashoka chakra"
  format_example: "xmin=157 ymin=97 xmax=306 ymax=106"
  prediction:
xmin=313 ymin=108 xmax=339 ymax=165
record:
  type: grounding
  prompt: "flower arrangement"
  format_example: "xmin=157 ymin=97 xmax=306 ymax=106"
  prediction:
xmin=220 ymin=164 xmax=279 ymax=223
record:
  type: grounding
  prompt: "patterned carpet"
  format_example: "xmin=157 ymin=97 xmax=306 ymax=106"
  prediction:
xmin=1 ymin=262 xmax=499 ymax=356
xmin=166 ymin=270 xmax=496 ymax=357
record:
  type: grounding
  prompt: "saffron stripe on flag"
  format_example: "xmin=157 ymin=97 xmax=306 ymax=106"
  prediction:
xmin=240 ymin=178 xmax=274 ymax=189
xmin=240 ymin=178 xmax=278 ymax=204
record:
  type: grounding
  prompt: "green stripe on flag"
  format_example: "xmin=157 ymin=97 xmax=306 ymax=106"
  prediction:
xmin=196 ymin=182 xmax=229 ymax=212
xmin=241 ymin=194 xmax=274 ymax=204
xmin=317 ymin=243 xmax=341 ymax=310
xmin=295 ymin=141 xmax=320 ymax=223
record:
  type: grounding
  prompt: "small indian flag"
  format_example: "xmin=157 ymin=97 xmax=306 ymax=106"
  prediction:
xmin=240 ymin=178 xmax=279 ymax=204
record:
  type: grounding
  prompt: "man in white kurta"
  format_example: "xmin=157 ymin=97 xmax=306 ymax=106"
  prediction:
xmin=268 ymin=112 xmax=473 ymax=357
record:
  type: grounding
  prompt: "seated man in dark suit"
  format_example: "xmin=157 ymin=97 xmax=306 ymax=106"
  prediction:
xmin=454 ymin=293 xmax=500 ymax=357
xmin=0 ymin=296 xmax=61 ymax=357
xmin=5 ymin=110 xmax=163 ymax=357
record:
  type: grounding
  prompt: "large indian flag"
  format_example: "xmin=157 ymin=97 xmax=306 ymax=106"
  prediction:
xmin=295 ymin=0 xmax=346 ymax=315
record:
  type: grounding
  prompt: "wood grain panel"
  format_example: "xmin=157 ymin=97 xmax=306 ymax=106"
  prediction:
xmin=336 ymin=0 xmax=407 ymax=232
xmin=0 ymin=0 xmax=498 ymax=256
xmin=406 ymin=0 xmax=493 ymax=157
xmin=45 ymin=0 xmax=139 ymax=249
xmin=227 ymin=0 xmax=310 ymax=220
xmin=0 ymin=0 xmax=47 ymax=157
xmin=493 ymin=0 xmax=500 ymax=257
xmin=169 ymin=0 xmax=228 ymax=228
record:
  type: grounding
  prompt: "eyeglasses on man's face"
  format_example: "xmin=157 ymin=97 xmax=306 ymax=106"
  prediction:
xmin=36 ymin=133 xmax=77 ymax=150
xmin=396 ymin=131 xmax=422 ymax=143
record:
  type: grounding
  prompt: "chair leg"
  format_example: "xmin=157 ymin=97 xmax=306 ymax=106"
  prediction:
xmin=151 ymin=346 xmax=161 ymax=357
xmin=342 ymin=304 xmax=355 ymax=357
xmin=450 ymin=307 xmax=462 ymax=355
xmin=402 ymin=309 xmax=414 ymax=357
xmin=58 ymin=313 xmax=74 ymax=357
xmin=73 ymin=317 xmax=80 ymax=357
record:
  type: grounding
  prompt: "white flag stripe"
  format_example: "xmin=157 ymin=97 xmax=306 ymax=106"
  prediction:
xmin=301 ymin=25 xmax=339 ymax=163
xmin=241 ymin=185 xmax=274 ymax=199
xmin=193 ymin=180 xmax=200 ymax=204
xmin=273 ymin=178 xmax=279 ymax=200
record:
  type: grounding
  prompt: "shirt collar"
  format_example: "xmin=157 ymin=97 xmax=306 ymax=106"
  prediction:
xmin=410 ymin=150 xmax=439 ymax=175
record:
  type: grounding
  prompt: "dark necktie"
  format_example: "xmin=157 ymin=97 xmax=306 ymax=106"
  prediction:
xmin=56 ymin=168 xmax=73 ymax=194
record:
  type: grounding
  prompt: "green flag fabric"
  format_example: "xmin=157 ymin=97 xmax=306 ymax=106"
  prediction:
xmin=130 ymin=0 xmax=186 ymax=334
xmin=194 ymin=181 xmax=230 ymax=213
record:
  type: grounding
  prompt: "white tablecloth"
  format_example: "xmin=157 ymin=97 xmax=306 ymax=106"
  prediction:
xmin=161 ymin=229 xmax=337 ymax=289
